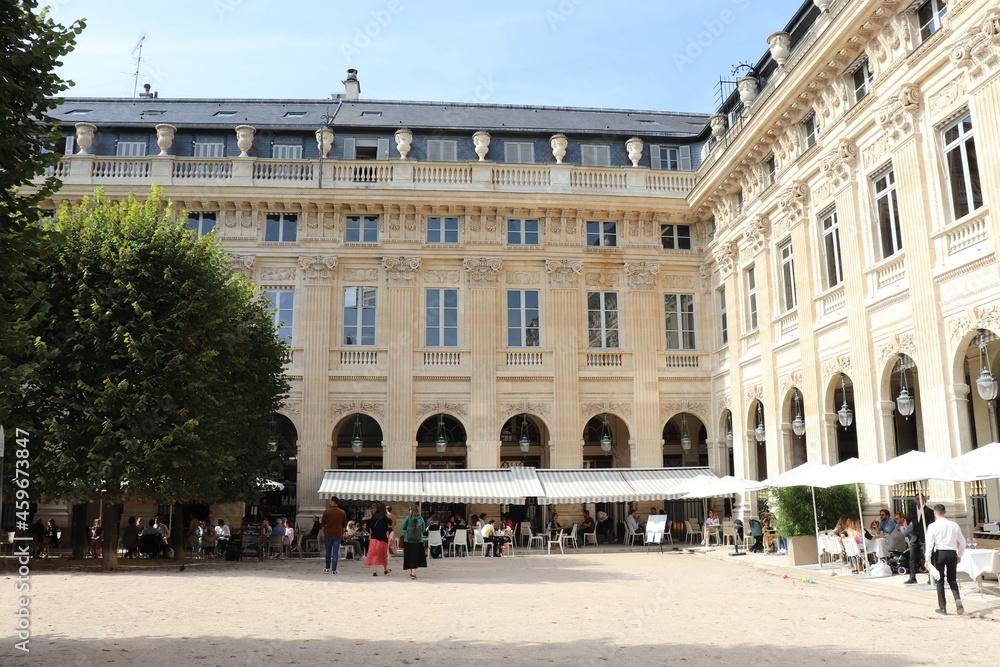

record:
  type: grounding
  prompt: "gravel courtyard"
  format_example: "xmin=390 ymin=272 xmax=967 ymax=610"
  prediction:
xmin=2 ymin=548 xmax=997 ymax=666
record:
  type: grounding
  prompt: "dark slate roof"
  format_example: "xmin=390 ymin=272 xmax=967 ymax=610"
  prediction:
xmin=50 ymin=98 xmax=710 ymax=139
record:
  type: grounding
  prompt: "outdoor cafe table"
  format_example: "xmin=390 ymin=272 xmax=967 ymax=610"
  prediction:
xmin=928 ymin=548 xmax=998 ymax=582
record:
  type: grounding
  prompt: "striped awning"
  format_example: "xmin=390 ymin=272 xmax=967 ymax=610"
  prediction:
xmin=422 ymin=468 xmax=546 ymax=504
xmin=535 ymin=469 xmax=637 ymax=505
xmin=619 ymin=468 xmax=715 ymax=500
xmin=318 ymin=470 xmax=424 ymax=501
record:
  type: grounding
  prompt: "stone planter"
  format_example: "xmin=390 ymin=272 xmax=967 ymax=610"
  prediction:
xmin=74 ymin=122 xmax=96 ymax=155
xmin=768 ymin=31 xmax=791 ymax=66
xmin=235 ymin=124 xmax=256 ymax=157
xmin=786 ymin=534 xmax=818 ymax=566
xmin=813 ymin=0 xmax=832 ymax=12
xmin=549 ymin=134 xmax=568 ymax=164
xmin=155 ymin=123 xmax=176 ymax=156
xmin=626 ymin=137 xmax=643 ymax=167
xmin=709 ymin=114 xmax=727 ymax=140
xmin=315 ymin=127 xmax=334 ymax=158
xmin=738 ymin=76 xmax=759 ymax=105
xmin=394 ymin=129 xmax=413 ymax=159
xmin=472 ymin=131 xmax=491 ymax=161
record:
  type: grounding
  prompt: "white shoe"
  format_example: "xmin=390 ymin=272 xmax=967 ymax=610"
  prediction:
xmin=323 ymin=568 xmax=330 ymax=573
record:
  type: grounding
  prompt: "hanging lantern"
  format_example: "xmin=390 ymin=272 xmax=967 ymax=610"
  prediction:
xmin=435 ymin=414 xmax=447 ymax=454
xmin=680 ymin=414 xmax=692 ymax=451
xmin=725 ymin=429 xmax=734 ymax=448
xmin=977 ymin=329 xmax=998 ymax=401
xmin=519 ymin=433 xmax=530 ymax=454
xmin=896 ymin=354 xmax=915 ymax=418
xmin=599 ymin=415 xmax=612 ymax=453
xmin=791 ymin=390 xmax=806 ymax=437
xmin=837 ymin=373 xmax=854 ymax=428
xmin=351 ymin=414 xmax=364 ymax=455
xmin=755 ymin=403 xmax=766 ymax=442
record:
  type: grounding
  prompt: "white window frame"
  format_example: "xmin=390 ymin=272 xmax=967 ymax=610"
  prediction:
xmin=819 ymin=207 xmax=843 ymax=289
xmin=848 ymin=57 xmax=872 ymax=104
xmin=942 ymin=114 xmax=983 ymax=220
xmin=778 ymin=240 xmax=797 ymax=312
xmin=343 ymin=286 xmax=377 ymax=346
xmin=586 ymin=221 xmax=618 ymax=248
xmin=425 ymin=288 xmax=459 ymax=348
xmin=587 ymin=291 xmax=620 ymax=349
xmin=873 ymin=167 xmax=904 ymax=259
xmin=745 ymin=266 xmax=758 ymax=332
xmin=194 ymin=141 xmax=225 ymax=158
xmin=506 ymin=290 xmax=540 ymax=348
xmin=264 ymin=213 xmax=298 ymax=242
xmin=426 ymin=139 xmax=458 ymax=162
xmin=426 ymin=217 xmax=460 ymax=244
xmin=650 ymin=144 xmax=692 ymax=170
xmin=272 ymin=144 xmax=303 ymax=160
xmin=802 ymin=113 xmax=817 ymax=149
xmin=915 ymin=0 xmax=947 ymax=43
xmin=345 ymin=215 xmax=379 ymax=243
xmin=664 ymin=293 xmax=696 ymax=351
xmin=186 ymin=212 xmax=217 ymax=237
xmin=581 ymin=144 xmax=611 ymax=167
xmin=719 ymin=287 xmax=728 ymax=345
xmin=763 ymin=154 xmax=776 ymax=186
xmin=506 ymin=219 xmax=540 ymax=246
xmin=116 ymin=140 xmax=146 ymax=157
xmin=264 ymin=290 xmax=295 ymax=346
xmin=503 ymin=141 xmax=535 ymax=164
xmin=734 ymin=190 xmax=744 ymax=216
xmin=660 ymin=224 xmax=692 ymax=250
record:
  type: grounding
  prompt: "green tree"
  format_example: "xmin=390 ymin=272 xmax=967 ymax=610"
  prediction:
xmin=771 ymin=484 xmax=862 ymax=537
xmin=17 ymin=189 xmax=289 ymax=570
xmin=0 ymin=1 xmax=84 ymax=423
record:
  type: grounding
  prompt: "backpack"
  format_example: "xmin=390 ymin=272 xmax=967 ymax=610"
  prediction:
xmin=405 ymin=516 xmax=424 ymax=543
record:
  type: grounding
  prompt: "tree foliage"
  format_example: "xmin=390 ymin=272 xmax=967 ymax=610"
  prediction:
xmin=771 ymin=484 xmax=862 ymax=537
xmin=0 ymin=1 xmax=84 ymax=423
xmin=18 ymin=189 xmax=290 ymax=512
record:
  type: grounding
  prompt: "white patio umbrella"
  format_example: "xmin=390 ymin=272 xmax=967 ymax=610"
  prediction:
xmin=682 ymin=475 xmax=766 ymax=499
xmin=662 ymin=474 xmax=716 ymax=499
xmin=955 ymin=442 xmax=1000 ymax=481
xmin=761 ymin=462 xmax=832 ymax=566
xmin=256 ymin=478 xmax=285 ymax=491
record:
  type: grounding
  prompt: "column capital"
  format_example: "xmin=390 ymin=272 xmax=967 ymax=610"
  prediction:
xmin=545 ymin=259 xmax=582 ymax=289
xmin=463 ymin=257 xmax=502 ymax=287
xmin=298 ymin=255 xmax=337 ymax=284
xmin=382 ymin=256 xmax=421 ymax=286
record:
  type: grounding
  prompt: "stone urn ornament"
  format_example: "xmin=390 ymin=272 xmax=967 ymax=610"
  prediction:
xmin=315 ymin=127 xmax=334 ymax=158
xmin=813 ymin=0 xmax=832 ymax=11
xmin=74 ymin=122 xmax=96 ymax=155
xmin=738 ymin=76 xmax=759 ymax=105
xmin=155 ymin=123 xmax=176 ymax=156
xmin=394 ymin=129 xmax=413 ymax=159
xmin=550 ymin=134 xmax=568 ymax=164
xmin=235 ymin=125 xmax=256 ymax=157
xmin=472 ymin=131 xmax=491 ymax=161
xmin=709 ymin=114 xmax=727 ymax=139
xmin=625 ymin=137 xmax=644 ymax=167
xmin=768 ymin=32 xmax=792 ymax=66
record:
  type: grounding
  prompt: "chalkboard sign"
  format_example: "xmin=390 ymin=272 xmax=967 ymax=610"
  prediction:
xmin=645 ymin=515 xmax=668 ymax=544
xmin=240 ymin=523 xmax=263 ymax=561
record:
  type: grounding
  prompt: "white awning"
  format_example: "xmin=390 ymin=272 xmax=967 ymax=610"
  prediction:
xmin=619 ymin=468 xmax=715 ymax=500
xmin=422 ymin=468 xmax=547 ymax=504
xmin=318 ymin=470 xmax=424 ymax=501
xmin=535 ymin=469 xmax=638 ymax=505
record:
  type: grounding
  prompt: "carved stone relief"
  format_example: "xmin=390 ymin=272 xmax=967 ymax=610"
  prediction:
xmin=383 ymin=256 xmax=421 ymax=286
xmin=623 ymin=262 xmax=660 ymax=290
xmin=463 ymin=257 xmax=502 ymax=286
xmin=298 ymin=256 xmax=337 ymax=283
xmin=546 ymin=259 xmax=582 ymax=288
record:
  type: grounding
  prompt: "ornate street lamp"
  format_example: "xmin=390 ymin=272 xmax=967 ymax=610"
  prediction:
xmin=435 ymin=414 xmax=447 ymax=455
xmin=755 ymin=403 xmax=766 ymax=443
xmin=680 ymin=414 xmax=692 ymax=451
xmin=977 ymin=329 xmax=998 ymax=402
xmin=599 ymin=415 xmax=612 ymax=453
xmin=725 ymin=413 xmax=734 ymax=449
xmin=351 ymin=414 xmax=364 ymax=456
xmin=792 ymin=389 xmax=806 ymax=437
xmin=896 ymin=354 xmax=915 ymax=418
xmin=268 ymin=416 xmax=278 ymax=451
xmin=519 ymin=414 xmax=531 ymax=455
xmin=838 ymin=373 xmax=854 ymax=428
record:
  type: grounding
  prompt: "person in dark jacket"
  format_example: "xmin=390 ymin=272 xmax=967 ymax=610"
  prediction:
xmin=904 ymin=493 xmax=935 ymax=585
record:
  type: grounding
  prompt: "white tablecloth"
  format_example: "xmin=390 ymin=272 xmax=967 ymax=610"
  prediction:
xmin=928 ymin=548 xmax=998 ymax=581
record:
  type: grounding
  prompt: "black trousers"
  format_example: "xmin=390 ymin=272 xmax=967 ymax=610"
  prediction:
xmin=933 ymin=549 xmax=960 ymax=610
xmin=909 ymin=537 xmax=925 ymax=576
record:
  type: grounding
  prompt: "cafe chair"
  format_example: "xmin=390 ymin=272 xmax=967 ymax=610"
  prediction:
xmin=583 ymin=528 xmax=598 ymax=546
xmin=624 ymin=522 xmax=644 ymax=546
xmin=976 ymin=550 xmax=1000 ymax=597
xmin=547 ymin=531 xmax=565 ymax=555
xmin=566 ymin=523 xmax=580 ymax=549
xmin=685 ymin=520 xmax=700 ymax=544
xmin=472 ymin=529 xmax=494 ymax=557
xmin=449 ymin=528 xmax=469 ymax=557
xmin=267 ymin=535 xmax=285 ymax=559
xmin=518 ymin=522 xmax=532 ymax=547
xmin=426 ymin=529 xmax=443 ymax=558
xmin=720 ymin=520 xmax=735 ymax=546
xmin=525 ymin=525 xmax=545 ymax=551
xmin=339 ymin=543 xmax=355 ymax=561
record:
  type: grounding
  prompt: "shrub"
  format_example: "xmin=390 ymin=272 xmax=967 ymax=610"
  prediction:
xmin=772 ymin=485 xmax=863 ymax=537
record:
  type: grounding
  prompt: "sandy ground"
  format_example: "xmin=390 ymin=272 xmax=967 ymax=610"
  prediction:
xmin=1 ymin=546 xmax=998 ymax=666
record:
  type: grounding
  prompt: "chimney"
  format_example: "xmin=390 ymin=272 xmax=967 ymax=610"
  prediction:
xmin=343 ymin=69 xmax=361 ymax=100
xmin=139 ymin=82 xmax=158 ymax=98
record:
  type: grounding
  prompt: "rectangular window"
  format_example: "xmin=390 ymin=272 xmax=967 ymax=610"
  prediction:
xmin=587 ymin=292 xmax=619 ymax=349
xmin=503 ymin=141 xmax=535 ymax=164
xmin=664 ymin=294 xmax=696 ymax=351
xmin=264 ymin=213 xmax=297 ymax=242
xmin=345 ymin=215 xmax=379 ymax=243
xmin=820 ymin=208 xmax=844 ymax=288
xmin=660 ymin=224 xmax=692 ymax=250
xmin=849 ymin=58 xmax=872 ymax=104
xmin=425 ymin=289 xmax=458 ymax=347
xmin=186 ymin=212 xmax=216 ymax=237
xmin=943 ymin=115 xmax=983 ymax=220
xmin=778 ymin=240 xmax=797 ymax=312
xmin=507 ymin=219 xmax=539 ymax=246
xmin=916 ymin=0 xmax=947 ymax=42
xmin=343 ymin=287 xmax=377 ymax=346
xmin=272 ymin=144 xmax=303 ymax=160
xmin=734 ymin=190 xmax=744 ymax=216
xmin=194 ymin=141 xmax=225 ymax=158
xmin=719 ymin=287 xmax=728 ymax=345
xmin=745 ymin=266 xmax=758 ymax=331
xmin=264 ymin=290 xmax=294 ymax=346
xmin=343 ymin=137 xmax=390 ymax=160
xmin=586 ymin=221 xmax=618 ymax=248
xmin=426 ymin=139 xmax=458 ymax=162
xmin=873 ymin=168 xmax=904 ymax=259
xmin=763 ymin=154 xmax=776 ymax=186
xmin=650 ymin=144 xmax=692 ymax=170
xmin=426 ymin=216 xmax=459 ymax=244
xmin=802 ymin=113 xmax=817 ymax=149
xmin=116 ymin=140 xmax=146 ymax=157
xmin=507 ymin=290 xmax=540 ymax=347
xmin=581 ymin=144 xmax=611 ymax=167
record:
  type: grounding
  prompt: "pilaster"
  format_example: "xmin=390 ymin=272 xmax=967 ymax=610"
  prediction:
xmin=547 ymin=260 xmax=583 ymax=468
xmin=383 ymin=256 xmax=420 ymax=468
xmin=626 ymin=261 xmax=663 ymax=467
xmin=465 ymin=257 xmax=503 ymax=468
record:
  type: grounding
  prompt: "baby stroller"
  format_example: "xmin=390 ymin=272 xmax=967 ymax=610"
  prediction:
xmin=886 ymin=549 xmax=909 ymax=575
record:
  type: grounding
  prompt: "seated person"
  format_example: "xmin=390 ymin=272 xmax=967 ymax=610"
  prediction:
xmin=200 ymin=522 xmax=218 ymax=556
xmin=271 ymin=518 xmax=286 ymax=540
xmin=596 ymin=510 xmax=614 ymax=543
xmin=701 ymin=510 xmax=720 ymax=546
xmin=342 ymin=521 xmax=364 ymax=560
xmin=440 ymin=520 xmax=455 ymax=556
xmin=885 ymin=513 xmax=908 ymax=552
xmin=580 ymin=510 xmax=596 ymax=541
xmin=426 ymin=514 xmax=441 ymax=535
xmin=283 ymin=521 xmax=295 ymax=548
xmin=625 ymin=510 xmax=642 ymax=537
xmin=870 ymin=508 xmax=898 ymax=558
xmin=548 ymin=512 xmax=572 ymax=538
xmin=480 ymin=519 xmax=502 ymax=557
xmin=748 ymin=518 xmax=765 ymax=553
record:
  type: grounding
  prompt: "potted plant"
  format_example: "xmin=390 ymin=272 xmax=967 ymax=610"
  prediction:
xmin=771 ymin=484 xmax=860 ymax=566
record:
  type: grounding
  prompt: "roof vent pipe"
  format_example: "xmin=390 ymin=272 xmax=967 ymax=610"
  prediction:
xmin=343 ymin=69 xmax=361 ymax=100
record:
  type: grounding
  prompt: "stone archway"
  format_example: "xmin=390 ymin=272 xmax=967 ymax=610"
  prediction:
xmin=332 ymin=413 xmax=384 ymax=469
xmin=499 ymin=413 xmax=550 ymax=468
xmin=416 ymin=414 xmax=467 ymax=469
xmin=582 ymin=413 xmax=630 ymax=468
xmin=662 ymin=412 xmax=707 ymax=468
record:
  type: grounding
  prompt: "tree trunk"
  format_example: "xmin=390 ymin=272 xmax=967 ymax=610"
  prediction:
xmin=172 ymin=502 xmax=186 ymax=563
xmin=102 ymin=501 xmax=121 ymax=572
xmin=71 ymin=503 xmax=88 ymax=559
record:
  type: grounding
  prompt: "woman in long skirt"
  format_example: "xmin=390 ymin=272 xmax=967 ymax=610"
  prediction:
xmin=401 ymin=503 xmax=427 ymax=579
xmin=365 ymin=501 xmax=393 ymax=576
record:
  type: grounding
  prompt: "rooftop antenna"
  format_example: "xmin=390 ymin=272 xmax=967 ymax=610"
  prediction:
xmin=131 ymin=33 xmax=147 ymax=99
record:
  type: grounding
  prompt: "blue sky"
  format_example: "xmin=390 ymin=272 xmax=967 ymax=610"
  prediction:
xmin=48 ymin=0 xmax=805 ymax=113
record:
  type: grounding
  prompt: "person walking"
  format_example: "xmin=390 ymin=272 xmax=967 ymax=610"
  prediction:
xmin=924 ymin=504 xmax=967 ymax=615
xmin=401 ymin=504 xmax=427 ymax=579
xmin=321 ymin=496 xmax=347 ymax=575
xmin=366 ymin=501 xmax=393 ymax=577
xmin=904 ymin=493 xmax=935 ymax=585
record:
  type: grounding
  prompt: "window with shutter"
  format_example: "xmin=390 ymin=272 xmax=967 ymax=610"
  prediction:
xmin=272 ymin=144 xmax=303 ymax=160
xmin=581 ymin=145 xmax=610 ymax=167
xmin=343 ymin=137 xmax=357 ymax=159
xmin=504 ymin=142 xmax=534 ymax=164
xmin=117 ymin=141 xmax=146 ymax=157
xmin=427 ymin=139 xmax=458 ymax=162
xmin=194 ymin=142 xmax=225 ymax=158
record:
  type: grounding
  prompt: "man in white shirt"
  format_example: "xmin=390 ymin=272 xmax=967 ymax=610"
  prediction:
xmin=923 ymin=504 xmax=967 ymax=615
